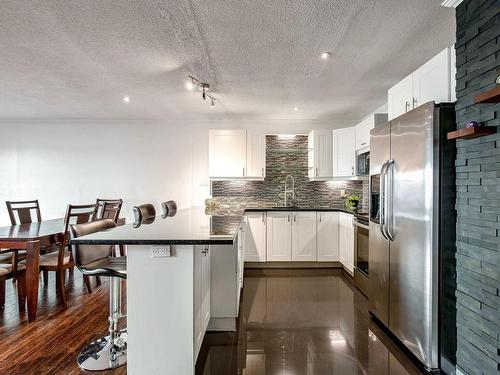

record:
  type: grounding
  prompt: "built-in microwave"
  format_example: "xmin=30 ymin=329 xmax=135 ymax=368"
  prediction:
xmin=356 ymin=149 xmax=370 ymax=176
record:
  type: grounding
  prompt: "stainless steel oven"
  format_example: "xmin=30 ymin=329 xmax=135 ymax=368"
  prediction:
xmin=353 ymin=215 xmax=369 ymax=296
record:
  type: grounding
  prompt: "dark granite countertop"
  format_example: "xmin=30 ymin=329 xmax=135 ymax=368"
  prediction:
xmin=70 ymin=207 xmax=241 ymax=246
xmin=244 ymin=207 xmax=366 ymax=216
xmin=69 ymin=206 xmax=369 ymax=246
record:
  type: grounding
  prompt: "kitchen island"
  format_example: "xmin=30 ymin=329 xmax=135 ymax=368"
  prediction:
xmin=71 ymin=207 xmax=243 ymax=375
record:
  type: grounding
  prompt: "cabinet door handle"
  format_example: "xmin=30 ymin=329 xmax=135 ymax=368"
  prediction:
xmin=351 ymin=166 xmax=354 ymax=176
xmin=293 ymin=214 xmax=296 ymax=222
xmin=361 ymin=142 xmax=367 ymax=146
xmin=316 ymin=167 xmax=319 ymax=177
xmin=319 ymin=213 xmax=322 ymax=222
xmin=243 ymin=167 xmax=245 ymax=176
xmin=413 ymin=97 xmax=417 ymax=108
xmin=405 ymin=101 xmax=410 ymax=112
xmin=262 ymin=212 xmax=265 ymax=222
xmin=261 ymin=167 xmax=264 ymax=177
xmin=287 ymin=214 xmax=290 ymax=222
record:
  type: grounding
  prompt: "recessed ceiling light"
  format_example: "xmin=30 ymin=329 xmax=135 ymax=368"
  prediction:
xmin=123 ymin=96 xmax=130 ymax=103
xmin=294 ymin=106 xmax=299 ymax=111
xmin=321 ymin=52 xmax=332 ymax=59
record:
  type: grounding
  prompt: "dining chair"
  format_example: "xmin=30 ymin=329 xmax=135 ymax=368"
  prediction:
xmin=93 ymin=199 xmax=123 ymax=223
xmin=5 ymin=200 xmax=52 ymax=282
xmin=20 ymin=203 xmax=98 ymax=307
xmin=0 ymin=262 xmax=26 ymax=312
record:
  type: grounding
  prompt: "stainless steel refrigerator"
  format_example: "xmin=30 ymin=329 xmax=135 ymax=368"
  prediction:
xmin=369 ymin=102 xmax=457 ymax=374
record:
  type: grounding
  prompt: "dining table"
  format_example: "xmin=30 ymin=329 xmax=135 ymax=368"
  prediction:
xmin=0 ymin=218 xmax=65 ymax=322
xmin=0 ymin=217 xmax=126 ymax=323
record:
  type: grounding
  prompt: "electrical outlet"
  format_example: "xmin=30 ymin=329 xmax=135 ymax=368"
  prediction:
xmin=151 ymin=246 xmax=171 ymax=258
xmin=340 ymin=189 xmax=346 ymax=197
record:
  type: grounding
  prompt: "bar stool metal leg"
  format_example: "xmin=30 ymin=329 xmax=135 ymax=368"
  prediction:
xmin=77 ymin=277 xmax=127 ymax=371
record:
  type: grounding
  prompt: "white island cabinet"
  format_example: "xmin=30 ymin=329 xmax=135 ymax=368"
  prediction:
xmin=71 ymin=207 xmax=242 ymax=375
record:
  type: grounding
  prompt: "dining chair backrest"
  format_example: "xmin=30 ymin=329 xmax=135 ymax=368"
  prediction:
xmin=6 ymin=200 xmax=42 ymax=225
xmin=63 ymin=204 xmax=99 ymax=242
xmin=70 ymin=219 xmax=116 ymax=269
xmin=94 ymin=198 xmax=123 ymax=223
xmin=132 ymin=204 xmax=156 ymax=226
xmin=161 ymin=200 xmax=177 ymax=218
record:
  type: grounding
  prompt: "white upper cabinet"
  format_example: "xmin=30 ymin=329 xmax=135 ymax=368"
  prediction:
xmin=308 ymin=130 xmax=333 ymax=180
xmin=266 ymin=212 xmax=292 ymax=261
xmin=244 ymin=212 xmax=267 ymax=262
xmin=246 ymin=132 xmax=266 ymax=179
xmin=388 ymin=74 xmax=413 ymax=120
xmin=388 ymin=47 xmax=455 ymax=120
xmin=317 ymin=211 xmax=339 ymax=261
xmin=209 ymin=130 xmax=246 ymax=178
xmin=411 ymin=47 xmax=451 ymax=109
xmin=291 ymin=211 xmax=317 ymax=261
xmin=332 ymin=127 xmax=356 ymax=177
xmin=355 ymin=114 xmax=388 ymax=151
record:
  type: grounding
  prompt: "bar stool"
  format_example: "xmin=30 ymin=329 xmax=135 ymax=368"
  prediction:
xmin=161 ymin=200 xmax=177 ymax=218
xmin=69 ymin=219 xmax=127 ymax=371
xmin=132 ymin=203 xmax=156 ymax=227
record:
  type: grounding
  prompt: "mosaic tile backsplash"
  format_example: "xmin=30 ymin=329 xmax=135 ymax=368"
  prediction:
xmin=207 ymin=135 xmax=369 ymax=215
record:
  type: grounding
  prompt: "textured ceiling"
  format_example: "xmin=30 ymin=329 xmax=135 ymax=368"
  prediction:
xmin=0 ymin=0 xmax=455 ymax=123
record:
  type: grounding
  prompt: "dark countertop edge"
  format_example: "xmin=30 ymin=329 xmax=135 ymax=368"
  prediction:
xmin=243 ymin=207 xmax=365 ymax=215
xmin=69 ymin=238 xmax=235 ymax=246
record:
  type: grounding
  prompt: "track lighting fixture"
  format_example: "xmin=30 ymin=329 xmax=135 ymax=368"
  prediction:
xmin=186 ymin=75 xmax=217 ymax=108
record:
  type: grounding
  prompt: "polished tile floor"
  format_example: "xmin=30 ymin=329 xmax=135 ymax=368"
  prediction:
xmin=196 ymin=270 xmax=426 ymax=375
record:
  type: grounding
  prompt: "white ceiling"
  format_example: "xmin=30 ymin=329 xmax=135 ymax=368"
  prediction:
xmin=0 ymin=0 xmax=455 ymax=124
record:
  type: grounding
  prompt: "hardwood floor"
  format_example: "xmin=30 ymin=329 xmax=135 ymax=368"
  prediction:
xmin=1 ymin=270 xmax=427 ymax=375
xmin=0 ymin=272 xmax=126 ymax=375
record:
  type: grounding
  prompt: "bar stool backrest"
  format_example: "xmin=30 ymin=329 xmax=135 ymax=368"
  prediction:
xmin=70 ymin=219 xmax=117 ymax=270
xmin=132 ymin=204 xmax=156 ymax=226
xmin=161 ymin=200 xmax=177 ymax=218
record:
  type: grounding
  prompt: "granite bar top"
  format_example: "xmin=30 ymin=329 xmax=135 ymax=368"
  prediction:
xmin=69 ymin=206 xmax=368 ymax=246
xmin=70 ymin=207 xmax=241 ymax=246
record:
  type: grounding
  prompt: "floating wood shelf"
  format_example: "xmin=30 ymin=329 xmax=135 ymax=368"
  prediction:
xmin=447 ymin=126 xmax=496 ymax=140
xmin=474 ymin=86 xmax=500 ymax=104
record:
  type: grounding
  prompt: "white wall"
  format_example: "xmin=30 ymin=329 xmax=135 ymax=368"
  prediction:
xmin=0 ymin=118 xmax=355 ymax=226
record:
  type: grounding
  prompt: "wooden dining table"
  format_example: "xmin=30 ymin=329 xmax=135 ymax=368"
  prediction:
xmin=0 ymin=218 xmax=65 ymax=323
xmin=0 ymin=217 xmax=127 ymax=323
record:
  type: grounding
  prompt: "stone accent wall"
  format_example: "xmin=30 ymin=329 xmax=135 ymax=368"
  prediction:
xmin=208 ymin=135 xmax=369 ymax=215
xmin=454 ymin=1 xmax=500 ymax=374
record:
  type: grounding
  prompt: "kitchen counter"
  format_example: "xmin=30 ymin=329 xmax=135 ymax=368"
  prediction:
xmin=70 ymin=206 xmax=240 ymax=246
xmin=244 ymin=206 xmax=367 ymax=216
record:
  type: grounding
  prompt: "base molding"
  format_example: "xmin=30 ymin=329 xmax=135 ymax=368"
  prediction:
xmin=207 ymin=317 xmax=236 ymax=332
xmin=245 ymin=261 xmax=342 ymax=269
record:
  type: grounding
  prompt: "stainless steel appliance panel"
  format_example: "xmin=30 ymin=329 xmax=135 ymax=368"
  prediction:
xmin=388 ymin=102 xmax=438 ymax=369
xmin=368 ymin=123 xmax=391 ymax=326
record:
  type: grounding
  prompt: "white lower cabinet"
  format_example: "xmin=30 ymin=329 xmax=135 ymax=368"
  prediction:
xmin=316 ymin=211 xmax=340 ymax=261
xmin=244 ymin=212 xmax=267 ymax=262
xmin=339 ymin=212 xmax=354 ymax=274
xmin=291 ymin=211 xmax=317 ymax=261
xmin=248 ymin=210 xmax=353 ymax=268
xmin=194 ymin=245 xmax=211 ymax=358
xmin=266 ymin=212 xmax=292 ymax=261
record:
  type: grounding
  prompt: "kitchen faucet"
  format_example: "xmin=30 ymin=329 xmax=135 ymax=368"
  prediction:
xmin=284 ymin=174 xmax=295 ymax=207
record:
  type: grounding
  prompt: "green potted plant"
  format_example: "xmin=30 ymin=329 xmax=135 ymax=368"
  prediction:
xmin=345 ymin=195 xmax=361 ymax=211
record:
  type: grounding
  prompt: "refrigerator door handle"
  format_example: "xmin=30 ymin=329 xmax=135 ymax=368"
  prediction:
xmin=379 ymin=160 xmax=389 ymax=239
xmin=386 ymin=160 xmax=395 ymax=241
